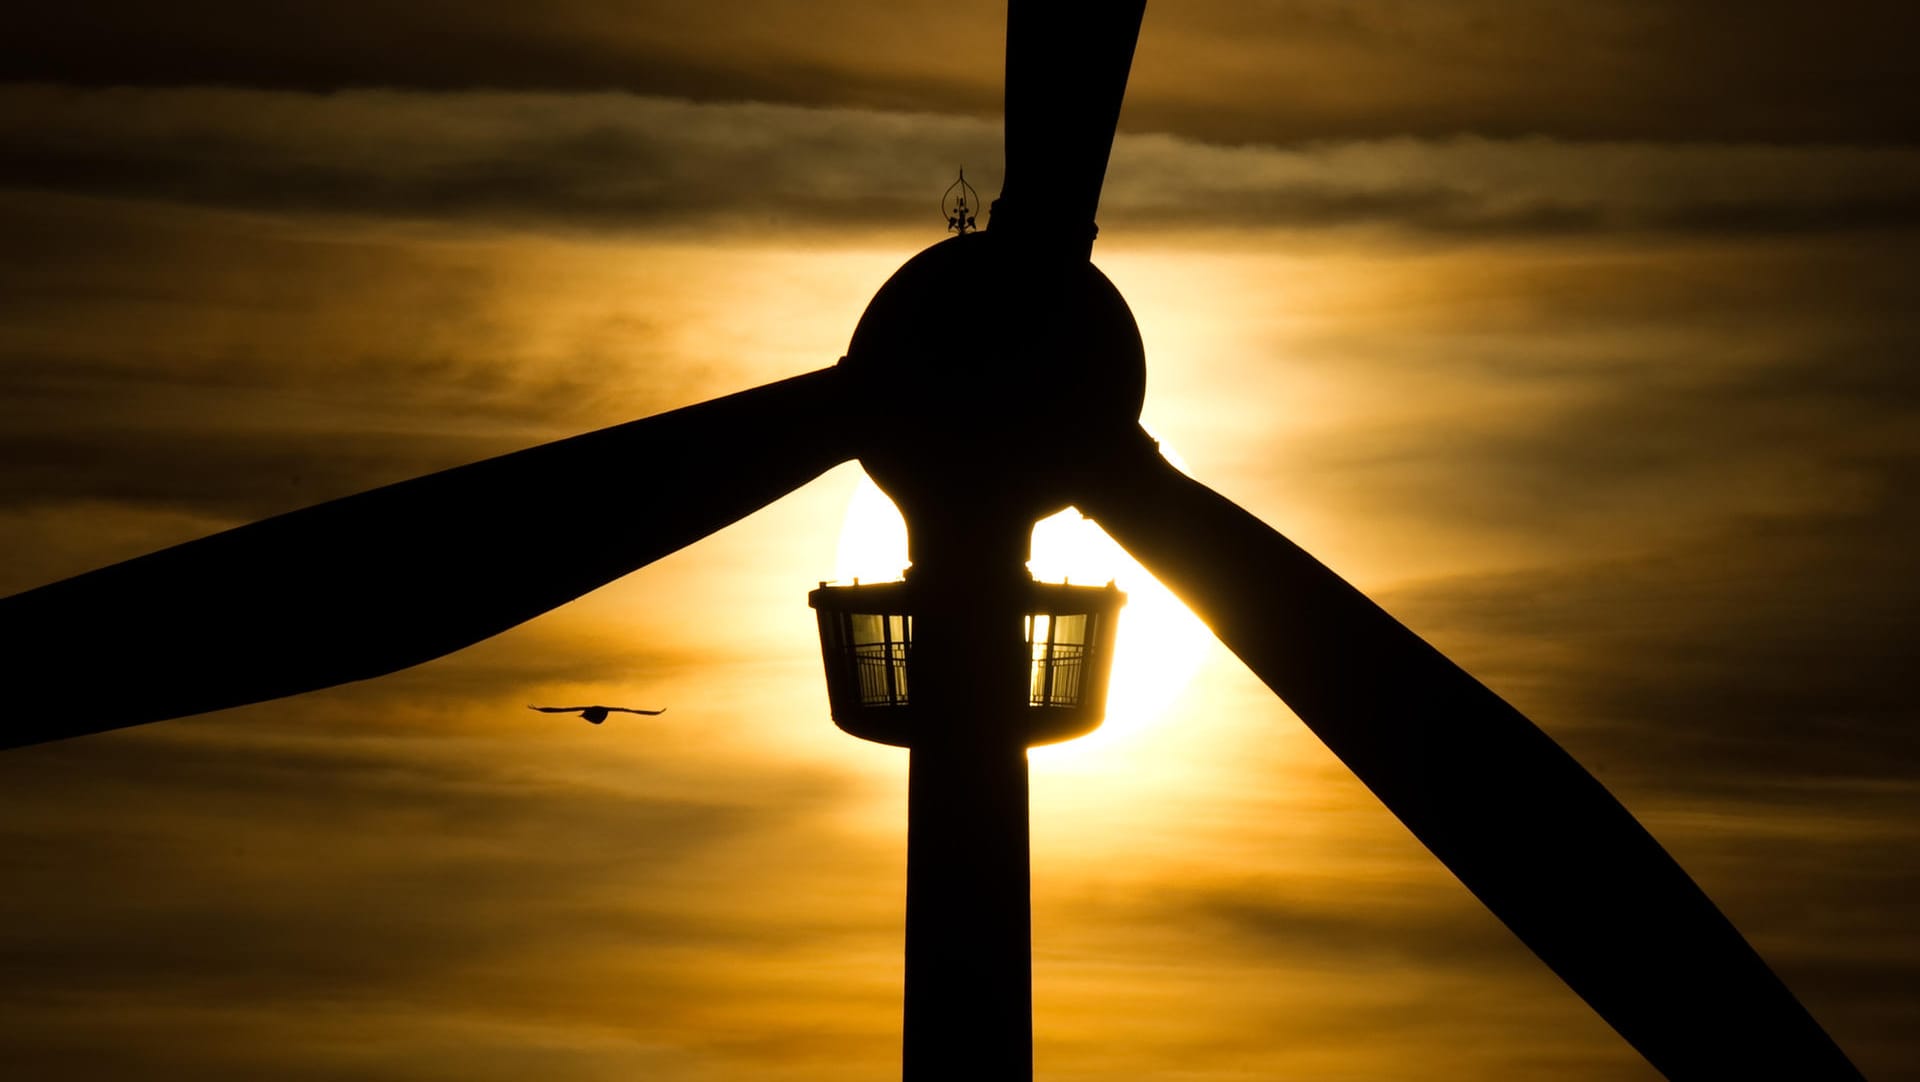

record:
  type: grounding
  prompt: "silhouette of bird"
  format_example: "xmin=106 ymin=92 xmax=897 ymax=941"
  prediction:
xmin=527 ymin=704 xmax=665 ymax=725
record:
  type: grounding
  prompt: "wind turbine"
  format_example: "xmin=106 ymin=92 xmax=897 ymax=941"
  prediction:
xmin=0 ymin=3 xmax=1862 ymax=1079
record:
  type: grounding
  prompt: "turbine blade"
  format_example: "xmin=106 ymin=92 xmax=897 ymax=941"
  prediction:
xmin=1074 ymin=430 xmax=1861 ymax=1080
xmin=994 ymin=0 xmax=1147 ymax=254
xmin=3 ymin=368 xmax=855 ymax=748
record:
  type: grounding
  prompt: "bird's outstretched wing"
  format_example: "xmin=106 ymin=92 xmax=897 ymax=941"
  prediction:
xmin=527 ymin=704 xmax=666 ymax=724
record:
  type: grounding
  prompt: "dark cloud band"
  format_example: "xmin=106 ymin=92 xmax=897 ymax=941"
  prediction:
xmin=5 ymin=87 xmax=1920 ymax=238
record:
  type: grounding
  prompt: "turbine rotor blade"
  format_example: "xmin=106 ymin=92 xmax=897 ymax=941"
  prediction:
xmin=994 ymin=0 xmax=1148 ymax=254
xmin=1074 ymin=430 xmax=1861 ymax=1080
xmin=2 ymin=367 xmax=855 ymax=748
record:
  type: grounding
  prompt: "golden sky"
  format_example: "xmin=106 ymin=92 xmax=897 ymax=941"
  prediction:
xmin=2 ymin=3 xmax=1916 ymax=1079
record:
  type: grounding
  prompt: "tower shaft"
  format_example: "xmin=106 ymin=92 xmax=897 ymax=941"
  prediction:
xmin=900 ymin=518 xmax=1035 ymax=1080
xmin=903 ymin=739 xmax=1032 ymax=1078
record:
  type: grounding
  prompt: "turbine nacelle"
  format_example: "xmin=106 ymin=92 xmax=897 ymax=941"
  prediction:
xmin=841 ymin=230 xmax=1145 ymax=563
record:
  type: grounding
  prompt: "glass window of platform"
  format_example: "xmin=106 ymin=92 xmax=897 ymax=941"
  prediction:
xmin=809 ymin=580 xmax=1125 ymax=734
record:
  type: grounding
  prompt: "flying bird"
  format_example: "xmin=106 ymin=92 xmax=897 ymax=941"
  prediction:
xmin=527 ymin=704 xmax=665 ymax=725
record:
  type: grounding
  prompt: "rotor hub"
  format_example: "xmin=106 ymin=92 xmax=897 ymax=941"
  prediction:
xmin=840 ymin=230 xmax=1145 ymax=539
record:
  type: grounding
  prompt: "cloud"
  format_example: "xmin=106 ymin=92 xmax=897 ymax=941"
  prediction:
xmin=5 ymin=2 xmax=1914 ymax=144
xmin=1028 ymin=866 xmax=1651 ymax=1080
xmin=0 ymin=86 xmax=998 ymax=234
xmin=0 ymin=661 xmax=898 ymax=1081
xmin=1384 ymin=491 xmax=1920 ymax=793
xmin=1106 ymin=134 xmax=1920 ymax=237
xmin=0 ymin=185 xmax=898 ymax=534
xmin=5 ymin=87 xmax=1919 ymax=240
xmin=1195 ymin=238 xmax=1920 ymax=796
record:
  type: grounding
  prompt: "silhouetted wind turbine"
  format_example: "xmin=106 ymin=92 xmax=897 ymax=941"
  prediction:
xmin=528 ymin=704 xmax=665 ymax=724
xmin=0 ymin=2 xmax=1863 ymax=1080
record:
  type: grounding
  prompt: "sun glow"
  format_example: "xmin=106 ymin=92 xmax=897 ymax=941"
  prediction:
xmin=832 ymin=471 xmax=1212 ymax=754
